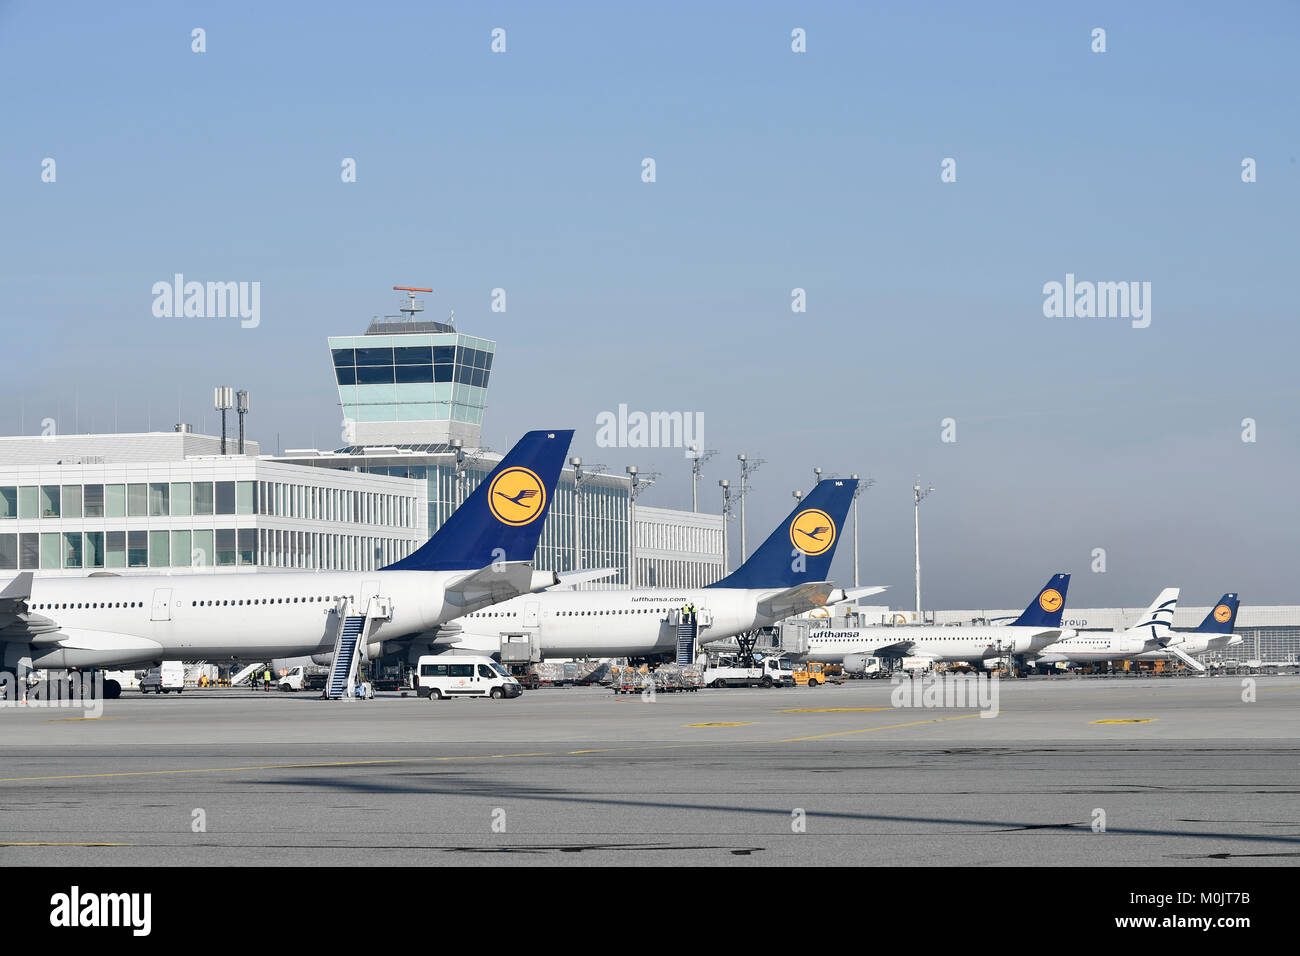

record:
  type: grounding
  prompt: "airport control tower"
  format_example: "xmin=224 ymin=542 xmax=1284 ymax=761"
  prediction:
xmin=329 ymin=287 xmax=495 ymax=448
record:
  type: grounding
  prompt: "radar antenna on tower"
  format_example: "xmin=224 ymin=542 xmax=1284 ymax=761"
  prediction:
xmin=393 ymin=285 xmax=432 ymax=323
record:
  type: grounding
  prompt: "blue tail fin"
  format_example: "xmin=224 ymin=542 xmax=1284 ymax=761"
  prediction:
xmin=1009 ymin=573 xmax=1071 ymax=627
xmin=706 ymin=478 xmax=858 ymax=590
xmin=1197 ymin=593 xmax=1239 ymax=634
xmin=382 ymin=429 xmax=573 ymax=572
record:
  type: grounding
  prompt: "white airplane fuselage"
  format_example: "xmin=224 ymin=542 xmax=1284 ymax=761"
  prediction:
xmin=16 ymin=569 xmax=500 ymax=669
xmin=1032 ymin=631 xmax=1150 ymax=664
xmin=448 ymin=587 xmax=798 ymax=659
xmin=799 ymin=624 xmax=1060 ymax=665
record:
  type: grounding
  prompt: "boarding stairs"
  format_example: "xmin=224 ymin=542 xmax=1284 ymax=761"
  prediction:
xmin=325 ymin=593 xmax=393 ymax=699
xmin=668 ymin=608 xmax=710 ymax=666
xmin=675 ymin=618 xmax=697 ymax=666
xmin=1166 ymin=644 xmax=1207 ymax=673
xmin=231 ymin=662 xmax=266 ymax=687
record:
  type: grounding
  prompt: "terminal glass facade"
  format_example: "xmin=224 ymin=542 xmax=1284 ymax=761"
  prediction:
xmin=0 ymin=470 xmax=423 ymax=574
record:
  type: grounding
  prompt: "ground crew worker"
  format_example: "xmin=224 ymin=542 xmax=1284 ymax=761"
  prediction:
xmin=263 ymin=667 xmax=272 ymax=692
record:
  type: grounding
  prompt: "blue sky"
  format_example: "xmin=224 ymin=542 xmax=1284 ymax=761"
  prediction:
xmin=2 ymin=2 xmax=1297 ymax=607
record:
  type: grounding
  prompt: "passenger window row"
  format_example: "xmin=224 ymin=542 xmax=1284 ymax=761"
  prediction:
xmin=35 ymin=601 xmax=143 ymax=610
xmin=189 ymin=595 xmax=355 ymax=607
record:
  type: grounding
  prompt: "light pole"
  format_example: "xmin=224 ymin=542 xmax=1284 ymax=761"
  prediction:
xmin=626 ymin=466 xmax=657 ymax=585
xmin=687 ymin=444 xmax=716 ymax=513
xmin=913 ymin=481 xmax=935 ymax=621
xmin=718 ymin=479 xmax=732 ymax=574
xmin=850 ymin=474 xmax=876 ymax=589
xmin=736 ymin=453 xmax=763 ymax=562
xmin=571 ymin=456 xmax=605 ymax=572
xmin=450 ymin=439 xmax=466 ymax=511
xmin=571 ymin=457 xmax=584 ymax=572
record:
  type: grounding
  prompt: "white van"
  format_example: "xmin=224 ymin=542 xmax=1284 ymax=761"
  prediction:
xmin=140 ymin=660 xmax=185 ymax=694
xmin=415 ymin=655 xmax=522 ymax=701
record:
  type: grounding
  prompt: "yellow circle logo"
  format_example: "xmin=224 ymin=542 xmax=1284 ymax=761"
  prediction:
xmin=487 ymin=467 xmax=546 ymax=526
xmin=789 ymin=508 xmax=836 ymax=557
xmin=1214 ymin=604 xmax=1232 ymax=623
xmin=1038 ymin=588 xmax=1063 ymax=613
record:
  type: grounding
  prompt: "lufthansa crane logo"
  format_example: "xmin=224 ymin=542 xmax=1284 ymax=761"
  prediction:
xmin=789 ymin=508 xmax=836 ymax=557
xmin=1213 ymin=604 xmax=1232 ymax=623
xmin=1038 ymin=588 xmax=1063 ymax=613
xmin=487 ymin=467 xmax=547 ymax=526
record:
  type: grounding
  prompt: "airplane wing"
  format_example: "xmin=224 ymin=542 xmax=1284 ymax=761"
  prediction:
xmin=866 ymin=639 xmax=916 ymax=660
xmin=0 ymin=573 xmax=33 ymax=624
xmin=755 ymin=582 xmax=838 ymax=622
xmin=443 ymin=562 xmax=556 ymax=612
xmin=546 ymin=568 xmax=620 ymax=590
xmin=0 ymin=573 xmax=60 ymax=641
xmin=1024 ymin=628 xmax=1062 ymax=651
xmin=829 ymin=585 xmax=889 ymax=604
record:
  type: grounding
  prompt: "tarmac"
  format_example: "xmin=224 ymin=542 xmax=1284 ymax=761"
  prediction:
xmin=1 ymin=675 xmax=1297 ymax=866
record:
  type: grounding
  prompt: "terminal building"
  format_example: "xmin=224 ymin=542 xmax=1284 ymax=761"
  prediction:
xmin=0 ymin=431 xmax=427 ymax=576
xmin=0 ymin=290 xmax=724 ymax=588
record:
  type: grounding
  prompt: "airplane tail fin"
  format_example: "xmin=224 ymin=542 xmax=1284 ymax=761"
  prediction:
xmin=706 ymin=478 xmax=858 ymax=590
xmin=1196 ymin=593 xmax=1239 ymax=634
xmin=1009 ymin=573 xmax=1071 ymax=628
xmin=382 ymin=429 xmax=573 ymax=571
xmin=1132 ymin=587 xmax=1179 ymax=632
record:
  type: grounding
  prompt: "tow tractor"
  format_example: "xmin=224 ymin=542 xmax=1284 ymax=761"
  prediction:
xmin=793 ymin=661 xmax=841 ymax=687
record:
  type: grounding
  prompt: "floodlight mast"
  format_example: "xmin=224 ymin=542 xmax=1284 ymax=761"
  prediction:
xmin=736 ymin=454 xmax=764 ymax=562
xmin=718 ymin=479 xmax=732 ymax=574
xmin=849 ymin=474 xmax=876 ymax=588
xmin=625 ymin=465 xmax=659 ymax=586
xmin=687 ymin=444 xmax=717 ymax=513
xmin=913 ymin=480 xmax=935 ymax=620
xmin=570 ymin=456 xmax=606 ymax=572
